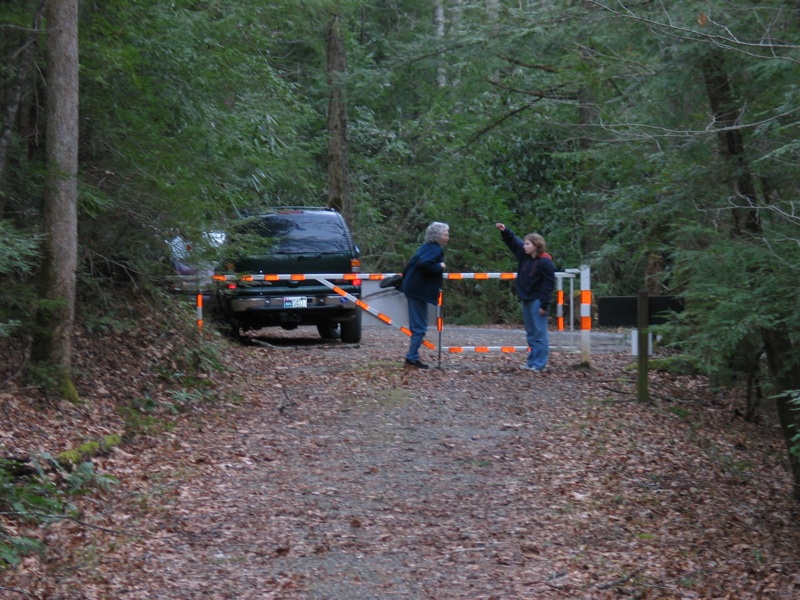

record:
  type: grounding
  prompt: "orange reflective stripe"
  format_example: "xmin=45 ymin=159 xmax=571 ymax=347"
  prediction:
xmin=581 ymin=316 xmax=592 ymax=330
xmin=400 ymin=326 xmax=412 ymax=336
xmin=290 ymin=274 xmax=306 ymax=281
xmin=423 ymin=340 xmax=436 ymax=350
xmin=581 ymin=290 xmax=592 ymax=304
xmin=557 ymin=290 xmax=564 ymax=303
xmin=448 ymin=347 xmax=464 ymax=353
xmin=557 ymin=317 xmax=564 ymax=331
xmin=474 ymin=273 xmax=489 ymax=280
xmin=377 ymin=313 xmax=392 ymax=324
xmin=500 ymin=347 xmax=516 ymax=353
xmin=500 ymin=273 xmax=515 ymax=279
xmin=265 ymin=274 xmax=280 ymax=281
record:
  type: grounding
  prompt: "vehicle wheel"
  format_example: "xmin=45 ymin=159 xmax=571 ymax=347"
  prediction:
xmin=317 ymin=323 xmax=339 ymax=340
xmin=339 ymin=310 xmax=362 ymax=344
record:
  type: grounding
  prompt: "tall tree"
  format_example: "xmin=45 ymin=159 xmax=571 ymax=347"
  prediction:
xmin=29 ymin=0 xmax=79 ymax=397
xmin=326 ymin=9 xmax=351 ymax=226
xmin=700 ymin=45 xmax=800 ymax=499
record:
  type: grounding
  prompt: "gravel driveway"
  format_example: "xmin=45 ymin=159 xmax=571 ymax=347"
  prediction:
xmin=35 ymin=326 xmax=797 ymax=599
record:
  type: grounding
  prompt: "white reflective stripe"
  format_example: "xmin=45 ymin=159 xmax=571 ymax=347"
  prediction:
xmin=581 ymin=305 xmax=591 ymax=317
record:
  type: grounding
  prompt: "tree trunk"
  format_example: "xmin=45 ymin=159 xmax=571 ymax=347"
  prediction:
xmin=762 ymin=330 xmax=800 ymax=501
xmin=434 ymin=0 xmax=446 ymax=87
xmin=326 ymin=10 xmax=351 ymax=227
xmin=29 ymin=0 xmax=79 ymax=399
xmin=701 ymin=52 xmax=760 ymax=237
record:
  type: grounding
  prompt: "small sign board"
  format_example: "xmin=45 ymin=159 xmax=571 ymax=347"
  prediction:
xmin=597 ymin=296 xmax=683 ymax=328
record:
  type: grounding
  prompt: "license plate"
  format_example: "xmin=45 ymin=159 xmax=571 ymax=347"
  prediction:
xmin=283 ymin=297 xmax=307 ymax=309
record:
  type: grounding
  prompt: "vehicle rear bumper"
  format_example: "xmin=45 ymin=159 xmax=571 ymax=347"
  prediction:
xmin=230 ymin=294 xmax=357 ymax=312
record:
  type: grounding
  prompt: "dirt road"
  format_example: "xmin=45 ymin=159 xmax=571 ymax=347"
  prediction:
xmin=10 ymin=326 xmax=798 ymax=599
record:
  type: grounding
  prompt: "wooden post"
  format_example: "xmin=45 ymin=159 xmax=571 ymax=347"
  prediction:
xmin=637 ymin=288 xmax=650 ymax=403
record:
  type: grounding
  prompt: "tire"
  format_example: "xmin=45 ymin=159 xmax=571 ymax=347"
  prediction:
xmin=317 ymin=323 xmax=339 ymax=340
xmin=339 ymin=310 xmax=362 ymax=344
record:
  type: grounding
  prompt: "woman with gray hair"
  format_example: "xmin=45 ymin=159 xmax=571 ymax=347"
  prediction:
xmin=400 ymin=221 xmax=450 ymax=369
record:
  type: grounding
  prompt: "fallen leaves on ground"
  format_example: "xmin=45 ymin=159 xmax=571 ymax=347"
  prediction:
xmin=1 ymin=321 xmax=799 ymax=599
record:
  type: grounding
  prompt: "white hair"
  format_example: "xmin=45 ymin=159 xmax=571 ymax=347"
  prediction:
xmin=425 ymin=221 xmax=449 ymax=243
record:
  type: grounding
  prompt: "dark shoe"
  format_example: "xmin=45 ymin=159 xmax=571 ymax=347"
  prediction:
xmin=404 ymin=358 xmax=429 ymax=369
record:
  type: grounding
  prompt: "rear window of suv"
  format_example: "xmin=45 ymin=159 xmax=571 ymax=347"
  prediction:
xmin=235 ymin=212 xmax=352 ymax=254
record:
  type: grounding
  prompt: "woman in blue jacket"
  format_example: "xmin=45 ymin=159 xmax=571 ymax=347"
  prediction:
xmin=400 ymin=222 xmax=449 ymax=369
xmin=496 ymin=223 xmax=555 ymax=372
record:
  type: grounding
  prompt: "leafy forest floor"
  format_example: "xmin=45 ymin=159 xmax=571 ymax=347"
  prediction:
xmin=1 ymin=309 xmax=800 ymax=599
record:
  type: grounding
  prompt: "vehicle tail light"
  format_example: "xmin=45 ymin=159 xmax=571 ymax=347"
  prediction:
xmin=335 ymin=273 xmax=361 ymax=286
xmin=227 ymin=283 xmax=237 ymax=290
xmin=350 ymin=258 xmax=361 ymax=273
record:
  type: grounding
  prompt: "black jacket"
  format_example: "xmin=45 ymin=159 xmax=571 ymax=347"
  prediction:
xmin=500 ymin=227 xmax=556 ymax=311
xmin=401 ymin=241 xmax=445 ymax=304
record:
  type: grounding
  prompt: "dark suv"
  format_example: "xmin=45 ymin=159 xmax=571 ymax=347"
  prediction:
xmin=214 ymin=208 xmax=362 ymax=343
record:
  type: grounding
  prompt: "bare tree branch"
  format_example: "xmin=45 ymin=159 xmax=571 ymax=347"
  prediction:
xmin=495 ymin=54 xmax=561 ymax=73
xmin=487 ymin=79 xmax=578 ymax=101
xmin=587 ymin=1 xmax=800 ymax=63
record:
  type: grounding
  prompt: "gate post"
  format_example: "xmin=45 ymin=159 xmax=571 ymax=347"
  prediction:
xmin=637 ymin=288 xmax=650 ymax=403
xmin=580 ymin=265 xmax=592 ymax=365
xmin=556 ymin=277 xmax=565 ymax=332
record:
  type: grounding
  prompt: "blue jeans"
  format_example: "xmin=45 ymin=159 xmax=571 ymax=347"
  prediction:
xmin=522 ymin=299 xmax=549 ymax=369
xmin=406 ymin=296 xmax=429 ymax=361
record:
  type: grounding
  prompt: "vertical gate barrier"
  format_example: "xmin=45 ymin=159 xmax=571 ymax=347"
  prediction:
xmin=209 ymin=266 xmax=592 ymax=365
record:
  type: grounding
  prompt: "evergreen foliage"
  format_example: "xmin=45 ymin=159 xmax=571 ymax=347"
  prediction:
xmin=0 ymin=221 xmax=41 ymax=338
xmin=0 ymin=454 xmax=117 ymax=569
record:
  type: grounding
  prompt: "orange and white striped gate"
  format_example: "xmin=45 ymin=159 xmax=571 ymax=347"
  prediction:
xmin=209 ymin=265 xmax=592 ymax=366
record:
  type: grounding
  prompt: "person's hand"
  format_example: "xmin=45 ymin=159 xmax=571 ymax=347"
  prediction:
xmin=495 ymin=223 xmax=505 ymax=231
